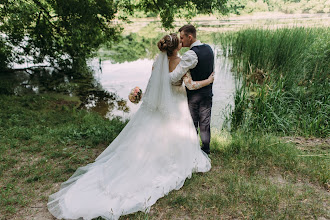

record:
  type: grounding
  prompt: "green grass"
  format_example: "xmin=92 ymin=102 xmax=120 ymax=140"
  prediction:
xmin=212 ymin=27 xmax=329 ymax=137
xmin=0 ymin=94 xmax=127 ymax=218
xmin=125 ymin=131 xmax=329 ymax=219
xmin=1 ymin=27 xmax=329 ymax=218
xmin=0 ymin=95 xmax=328 ymax=219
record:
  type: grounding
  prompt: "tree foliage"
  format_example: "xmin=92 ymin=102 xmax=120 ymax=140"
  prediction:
xmin=0 ymin=0 xmax=229 ymax=71
xmin=134 ymin=0 xmax=228 ymax=29
xmin=225 ymin=0 xmax=329 ymax=15
xmin=0 ymin=0 xmax=121 ymax=72
xmin=0 ymin=0 xmax=230 ymax=95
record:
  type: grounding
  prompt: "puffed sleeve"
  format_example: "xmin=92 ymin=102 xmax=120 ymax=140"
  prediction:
xmin=169 ymin=50 xmax=198 ymax=83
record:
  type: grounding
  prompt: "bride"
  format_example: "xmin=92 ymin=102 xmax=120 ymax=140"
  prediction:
xmin=48 ymin=33 xmax=214 ymax=220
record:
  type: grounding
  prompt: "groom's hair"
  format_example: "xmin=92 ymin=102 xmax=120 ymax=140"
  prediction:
xmin=179 ymin=25 xmax=196 ymax=38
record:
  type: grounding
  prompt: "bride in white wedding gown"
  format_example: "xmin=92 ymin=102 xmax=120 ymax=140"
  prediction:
xmin=48 ymin=33 xmax=213 ymax=220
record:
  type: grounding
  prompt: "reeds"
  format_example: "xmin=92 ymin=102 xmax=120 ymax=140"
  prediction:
xmin=215 ymin=27 xmax=329 ymax=137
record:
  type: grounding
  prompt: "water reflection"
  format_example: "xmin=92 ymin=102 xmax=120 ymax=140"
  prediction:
xmin=1 ymin=65 xmax=131 ymax=119
xmin=94 ymin=46 xmax=237 ymax=130
xmin=91 ymin=59 xmax=153 ymax=120
xmin=4 ymin=31 xmax=236 ymax=129
xmin=98 ymin=34 xmax=161 ymax=64
xmin=81 ymin=89 xmax=129 ymax=119
xmin=3 ymin=44 xmax=236 ymax=130
xmin=212 ymin=46 xmax=236 ymax=129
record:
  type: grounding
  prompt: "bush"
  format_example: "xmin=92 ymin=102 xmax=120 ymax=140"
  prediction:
xmin=0 ymin=37 xmax=12 ymax=71
xmin=243 ymin=0 xmax=269 ymax=13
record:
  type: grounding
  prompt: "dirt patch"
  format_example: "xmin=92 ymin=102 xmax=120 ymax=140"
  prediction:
xmin=281 ymin=136 xmax=330 ymax=156
xmin=267 ymin=173 xmax=288 ymax=186
xmin=12 ymin=202 xmax=56 ymax=220
xmin=50 ymin=100 xmax=80 ymax=109
xmin=281 ymin=136 xmax=330 ymax=147
xmin=11 ymin=181 xmax=60 ymax=220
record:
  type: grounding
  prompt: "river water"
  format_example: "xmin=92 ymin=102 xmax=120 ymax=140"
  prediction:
xmin=8 ymin=13 xmax=329 ymax=130
xmin=92 ymin=46 xmax=236 ymax=130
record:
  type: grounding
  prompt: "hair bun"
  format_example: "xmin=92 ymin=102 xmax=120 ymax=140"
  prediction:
xmin=157 ymin=39 xmax=168 ymax=52
xmin=157 ymin=34 xmax=179 ymax=56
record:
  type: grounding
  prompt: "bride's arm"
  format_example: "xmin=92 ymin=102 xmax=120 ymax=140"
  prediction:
xmin=183 ymin=71 xmax=214 ymax=90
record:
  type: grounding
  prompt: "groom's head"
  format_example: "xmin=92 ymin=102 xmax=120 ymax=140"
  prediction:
xmin=179 ymin=24 xmax=197 ymax=48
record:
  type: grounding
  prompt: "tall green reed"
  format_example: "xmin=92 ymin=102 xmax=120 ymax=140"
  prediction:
xmin=214 ymin=27 xmax=329 ymax=137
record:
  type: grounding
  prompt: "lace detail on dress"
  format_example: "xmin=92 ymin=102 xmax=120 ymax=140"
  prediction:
xmin=183 ymin=71 xmax=202 ymax=90
xmin=171 ymin=78 xmax=183 ymax=86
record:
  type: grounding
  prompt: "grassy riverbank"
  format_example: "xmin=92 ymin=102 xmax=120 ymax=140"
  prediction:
xmin=0 ymin=95 xmax=328 ymax=219
xmin=214 ymin=27 xmax=329 ymax=137
xmin=128 ymin=132 xmax=329 ymax=219
xmin=0 ymin=94 xmax=127 ymax=218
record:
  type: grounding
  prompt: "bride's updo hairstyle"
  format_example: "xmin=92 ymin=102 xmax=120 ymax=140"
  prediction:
xmin=157 ymin=33 xmax=179 ymax=57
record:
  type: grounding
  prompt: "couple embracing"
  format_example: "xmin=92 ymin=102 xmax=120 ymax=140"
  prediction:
xmin=48 ymin=24 xmax=215 ymax=220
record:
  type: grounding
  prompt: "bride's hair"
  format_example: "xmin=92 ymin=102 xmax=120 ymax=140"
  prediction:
xmin=157 ymin=33 xmax=179 ymax=57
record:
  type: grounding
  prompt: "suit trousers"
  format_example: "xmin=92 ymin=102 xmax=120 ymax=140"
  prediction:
xmin=187 ymin=92 xmax=212 ymax=154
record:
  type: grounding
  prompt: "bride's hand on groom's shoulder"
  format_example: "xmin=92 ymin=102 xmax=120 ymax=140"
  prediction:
xmin=208 ymin=72 xmax=215 ymax=83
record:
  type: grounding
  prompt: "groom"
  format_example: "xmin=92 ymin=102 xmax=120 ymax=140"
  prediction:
xmin=170 ymin=24 xmax=214 ymax=155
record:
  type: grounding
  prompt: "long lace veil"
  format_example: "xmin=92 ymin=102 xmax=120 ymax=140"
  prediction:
xmin=140 ymin=52 xmax=177 ymax=117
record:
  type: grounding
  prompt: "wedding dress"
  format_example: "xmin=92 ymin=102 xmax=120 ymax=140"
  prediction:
xmin=47 ymin=52 xmax=211 ymax=220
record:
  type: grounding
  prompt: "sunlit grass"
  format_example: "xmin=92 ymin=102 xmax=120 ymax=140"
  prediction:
xmin=0 ymin=94 xmax=127 ymax=217
xmin=0 ymin=96 xmax=328 ymax=219
xmin=125 ymin=130 xmax=329 ymax=219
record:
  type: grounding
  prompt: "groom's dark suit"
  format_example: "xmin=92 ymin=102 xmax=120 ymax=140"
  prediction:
xmin=169 ymin=41 xmax=214 ymax=154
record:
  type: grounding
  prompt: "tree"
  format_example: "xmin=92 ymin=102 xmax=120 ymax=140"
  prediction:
xmin=0 ymin=0 xmax=229 ymax=70
xmin=225 ymin=0 xmax=247 ymax=15
xmin=133 ymin=0 xmax=229 ymax=29
xmin=0 ymin=0 xmax=121 ymax=74
xmin=0 ymin=0 xmax=229 ymax=95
